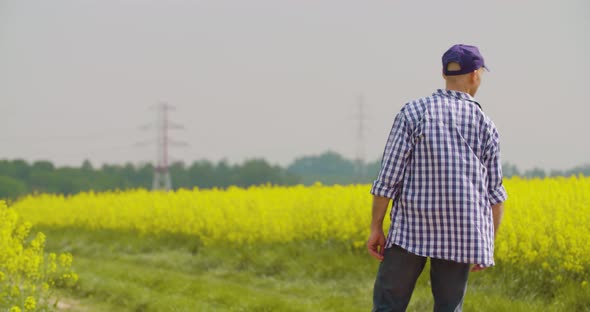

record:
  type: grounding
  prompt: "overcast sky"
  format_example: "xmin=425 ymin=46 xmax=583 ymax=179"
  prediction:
xmin=1 ymin=0 xmax=589 ymax=171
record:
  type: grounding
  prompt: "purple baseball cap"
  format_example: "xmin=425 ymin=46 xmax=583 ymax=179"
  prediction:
xmin=442 ymin=44 xmax=489 ymax=76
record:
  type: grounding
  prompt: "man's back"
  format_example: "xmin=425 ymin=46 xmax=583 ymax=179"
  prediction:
xmin=371 ymin=89 xmax=506 ymax=266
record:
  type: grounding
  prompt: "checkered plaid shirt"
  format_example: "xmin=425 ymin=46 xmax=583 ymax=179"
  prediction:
xmin=371 ymin=89 xmax=508 ymax=266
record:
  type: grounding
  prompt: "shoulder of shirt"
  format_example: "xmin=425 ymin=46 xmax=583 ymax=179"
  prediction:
xmin=398 ymin=96 xmax=432 ymax=123
xmin=399 ymin=93 xmax=499 ymax=134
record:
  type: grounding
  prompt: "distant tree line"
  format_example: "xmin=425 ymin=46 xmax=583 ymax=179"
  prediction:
xmin=501 ymin=162 xmax=590 ymax=179
xmin=1 ymin=152 xmax=589 ymax=200
xmin=0 ymin=158 xmax=299 ymax=200
xmin=287 ymin=151 xmax=381 ymax=185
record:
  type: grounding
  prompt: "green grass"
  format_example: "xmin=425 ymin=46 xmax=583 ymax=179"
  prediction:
xmin=39 ymin=227 xmax=588 ymax=311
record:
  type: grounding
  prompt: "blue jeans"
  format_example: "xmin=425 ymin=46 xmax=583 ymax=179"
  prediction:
xmin=372 ymin=244 xmax=470 ymax=312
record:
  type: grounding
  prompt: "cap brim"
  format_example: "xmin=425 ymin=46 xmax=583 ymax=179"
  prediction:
xmin=483 ymin=65 xmax=490 ymax=72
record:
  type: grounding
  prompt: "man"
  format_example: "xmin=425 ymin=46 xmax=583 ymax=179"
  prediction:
xmin=367 ymin=44 xmax=507 ymax=312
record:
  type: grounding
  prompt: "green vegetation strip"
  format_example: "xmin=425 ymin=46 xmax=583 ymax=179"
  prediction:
xmin=40 ymin=227 xmax=586 ymax=312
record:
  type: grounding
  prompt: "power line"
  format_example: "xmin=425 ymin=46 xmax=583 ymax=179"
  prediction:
xmin=141 ymin=102 xmax=188 ymax=191
xmin=354 ymin=94 xmax=369 ymax=178
xmin=0 ymin=128 xmax=141 ymax=142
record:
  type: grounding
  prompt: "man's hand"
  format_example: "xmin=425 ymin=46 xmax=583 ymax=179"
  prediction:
xmin=470 ymin=264 xmax=487 ymax=272
xmin=367 ymin=229 xmax=386 ymax=261
xmin=368 ymin=195 xmax=390 ymax=261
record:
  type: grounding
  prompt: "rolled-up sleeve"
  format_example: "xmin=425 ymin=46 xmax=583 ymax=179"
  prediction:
xmin=371 ymin=110 xmax=413 ymax=199
xmin=483 ymin=124 xmax=508 ymax=205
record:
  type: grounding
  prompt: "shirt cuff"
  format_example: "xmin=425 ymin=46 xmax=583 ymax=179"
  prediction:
xmin=370 ymin=180 xmax=398 ymax=199
xmin=488 ymin=185 xmax=508 ymax=205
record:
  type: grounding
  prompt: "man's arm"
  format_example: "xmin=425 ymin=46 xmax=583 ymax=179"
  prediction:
xmin=471 ymin=201 xmax=505 ymax=272
xmin=492 ymin=202 xmax=504 ymax=239
xmin=367 ymin=195 xmax=390 ymax=261
xmin=472 ymin=123 xmax=507 ymax=272
xmin=367 ymin=109 xmax=413 ymax=261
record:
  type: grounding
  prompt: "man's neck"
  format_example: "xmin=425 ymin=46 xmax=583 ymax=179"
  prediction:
xmin=445 ymin=84 xmax=475 ymax=97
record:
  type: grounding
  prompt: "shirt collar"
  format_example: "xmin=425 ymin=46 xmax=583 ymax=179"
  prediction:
xmin=434 ymin=89 xmax=482 ymax=110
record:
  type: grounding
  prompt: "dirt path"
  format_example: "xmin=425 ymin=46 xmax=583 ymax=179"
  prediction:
xmin=54 ymin=297 xmax=86 ymax=311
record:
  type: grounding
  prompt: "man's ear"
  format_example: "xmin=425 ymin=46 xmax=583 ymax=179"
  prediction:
xmin=470 ymin=70 xmax=478 ymax=83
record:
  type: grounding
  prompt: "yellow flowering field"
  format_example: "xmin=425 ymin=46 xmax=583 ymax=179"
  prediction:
xmin=0 ymin=200 xmax=77 ymax=312
xmin=11 ymin=177 xmax=590 ymax=285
